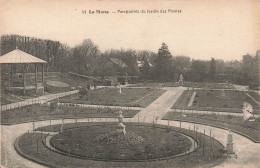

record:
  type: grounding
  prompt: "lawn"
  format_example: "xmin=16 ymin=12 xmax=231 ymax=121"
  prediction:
xmin=172 ymin=90 xmax=260 ymax=114
xmin=246 ymin=91 xmax=260 ymax=103
xmin=16 ymin=123 xmax=226 ymax=168
xmin=131 ymin=81 xmax=235 ymax=89
xmin=0 ymin=90 xmax=41 ymax=105
xmin=44 ymin=73 xmax=89 ymax=93
xmin=0 ymin=93 xmax=13 ymax=105
xmin=162 ymin=112 xmax=260 ymax=142
xmin=1 ymin=103 xmax=139 ymax=125
xmin=59 ymin=87 xmax=165 ymax=107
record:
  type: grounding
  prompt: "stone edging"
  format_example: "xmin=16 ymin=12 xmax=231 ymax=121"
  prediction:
xmin=46 ymin=123 xmax=199 ymax=162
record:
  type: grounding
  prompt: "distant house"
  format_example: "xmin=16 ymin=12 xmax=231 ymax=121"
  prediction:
xmin=109 ymin=58 xmax=127 ymax=68
xmin=137 ymin=60 xmax=153 ymax=68
xmin=229 ymin=60 xmax=241 ymax=69
xmin=106 ymin=58 xmax=128 ymax=84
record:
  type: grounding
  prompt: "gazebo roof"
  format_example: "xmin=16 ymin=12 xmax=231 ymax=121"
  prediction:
xmin=0 ymin=48 xmax=47 ymax=64
xmin=109 ymin=58 xmax=127 ymax=68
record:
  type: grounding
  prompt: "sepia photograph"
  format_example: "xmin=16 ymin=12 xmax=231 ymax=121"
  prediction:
xmin=0 ymin=0 xmax=259 ymax=167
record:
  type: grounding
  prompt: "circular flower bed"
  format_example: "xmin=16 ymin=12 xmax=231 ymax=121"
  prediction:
xmin=50 ymin=124 xmax=193 ymax=161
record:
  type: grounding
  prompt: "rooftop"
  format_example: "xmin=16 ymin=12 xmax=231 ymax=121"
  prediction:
xmin=0 ymin=48 xmax=47 ymax=64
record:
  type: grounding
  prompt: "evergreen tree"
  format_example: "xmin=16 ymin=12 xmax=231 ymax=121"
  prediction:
xmin=191 ymin=60 xmax=207 ymax=82
xmin=72 ymin=47 xmax=81 ymax=73
xmin=154 ymin=42 xmax=173 ymax=81
xmin=140 ymin=58 xmax=151 ymax=79
xmin=255 ymin=50 xmax=260 ymax=85
xmin=209 ymin=58 xmax=216 ymax=75
xmin=209 ymin=58 xmax=216 ymax=81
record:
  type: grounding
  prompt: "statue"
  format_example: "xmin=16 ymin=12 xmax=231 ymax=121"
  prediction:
xmin=242 ymin=102 xmax=254 ymax=121
xmin=119 ymin=84 xmax=122 ymax=93
xmin=179 ymin=74 xmax=184 ymax=86
xmin=216 ymin=89 xmax=230 ymax=99
xmin=117 ymin=111 xmax=126 ymax=135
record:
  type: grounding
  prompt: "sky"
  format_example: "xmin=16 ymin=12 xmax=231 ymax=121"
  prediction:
xmin=0 ymin=0 xmax=259 ymax=61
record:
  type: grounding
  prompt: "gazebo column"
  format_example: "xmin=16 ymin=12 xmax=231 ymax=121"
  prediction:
xmin=8 ymin=64 xmax=11 ymax=87
xmin=23 ymin=64 xmax=26 ymax=96
xmin=10 ymin=64 xmax=13 ymax=86
xmin=8 ymin=74 xmax=11 ymax=87
xmin=42 ymin=64 xmax=44 ymax=94
xmin=35 ymin=63 xmax=37 ymax=94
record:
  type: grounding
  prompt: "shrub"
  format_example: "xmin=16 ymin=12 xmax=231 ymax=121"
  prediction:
xmin=79 ymin=88 xmax=88 ymax=96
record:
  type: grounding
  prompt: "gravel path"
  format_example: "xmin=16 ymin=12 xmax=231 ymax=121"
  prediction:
xmin=133 ymin=87 xmax=185 ymax=121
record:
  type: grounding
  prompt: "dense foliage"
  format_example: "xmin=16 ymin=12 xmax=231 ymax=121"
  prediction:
xmin=1 ymin=34 xmax=259 ymax=85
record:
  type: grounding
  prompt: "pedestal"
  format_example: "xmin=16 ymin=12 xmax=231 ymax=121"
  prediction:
xmin=60 ymin=125 xmax=63 ymax=134
xmin=226 ymin=133 xmax=235 ymax=154
xmin=226 ymin=143 xmax=234 ymax=154
xmin=117 ymin=123 xmax=126 ymax=135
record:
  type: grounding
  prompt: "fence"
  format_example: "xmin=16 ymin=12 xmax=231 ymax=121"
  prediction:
xmin=1 ymin=90 xmax=79 ymax=111
xmin=57 ymin=102 xmax=142 ymax=111
xmin=171 ymin=108 xmax=260 ymax=118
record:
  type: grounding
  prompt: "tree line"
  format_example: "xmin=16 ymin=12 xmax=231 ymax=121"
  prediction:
xmin=153 ymin=42 xmax=259 ymax=86
xmin=1 ymin=34 xmax=259 ymax=86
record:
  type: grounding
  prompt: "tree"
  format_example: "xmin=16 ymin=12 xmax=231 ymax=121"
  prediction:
xmin=72 ymin=47 xmax=81 ymax=73
xmin=215 ymin=59 xmax=225 ymax=74
xmin=121 ymin=50 xmax=139 ymax=76
xmin=140 ymin=58 xmax=151 ymax=80
xmin=191 ymin=60 xmax=207 ymax=82
xmin=56 ymin=44 xmax=71 ymax=72
xmin=76 ymin=39 xmax=100 ymax=75
xmin=209 ymin=58 xmax=216 ymax=75
xmin=255 ymin=50 xmax=260 ymax=85
xmin=241 ymin=54 xmax=256 ymax=85
xmin=93 ymin=54 xmax=116 ymax=79
xmin=172 ymin=56 xmax=191 ymax=81
xmin=174 ymin=56 xmax=191 ymax=72
xmin=154 ymin=42 xmax=173 ymax=81
xmin=142 ymin=59 xmax=151 ymax=74
xmin=209 ymin=58 xmax=216 ymax=81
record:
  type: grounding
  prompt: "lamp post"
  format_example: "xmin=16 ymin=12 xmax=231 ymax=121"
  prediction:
xmin=119 ymin=152 xmax=126 ymax=167
xmin=125 ymin=67 xmax=128 ymax=85
xmin=155 ymin=116 xmax=159 ymax=124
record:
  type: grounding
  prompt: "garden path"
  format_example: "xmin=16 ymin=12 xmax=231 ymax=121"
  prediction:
xmin=133 ymin=87 xmax=186 ymax=121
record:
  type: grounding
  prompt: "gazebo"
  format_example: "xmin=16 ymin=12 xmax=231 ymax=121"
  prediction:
xmin=0 ymin=48 xmax=47 ymax=95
